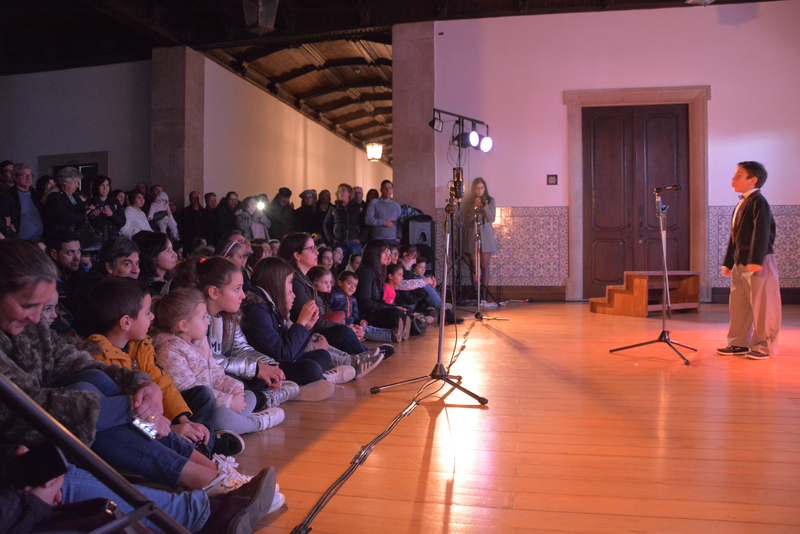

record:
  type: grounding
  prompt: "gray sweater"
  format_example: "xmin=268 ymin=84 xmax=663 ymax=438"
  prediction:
xmin=364 ymin=198 xmax=402 ymax=241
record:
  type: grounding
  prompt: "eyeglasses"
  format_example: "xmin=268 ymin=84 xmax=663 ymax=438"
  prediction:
xmin=15 ymin=173 xmax=34 ymax=179
xmin=203 ymin=314 xmax=212 ymax=322
xmin=303 ymin=245 xmax=317 ymax=253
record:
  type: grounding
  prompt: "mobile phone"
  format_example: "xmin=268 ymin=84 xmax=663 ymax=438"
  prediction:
xmin=5 ymin=442 xmax=69 ymax=489
xmin=131 ymin=417 xmax=159 ymax=440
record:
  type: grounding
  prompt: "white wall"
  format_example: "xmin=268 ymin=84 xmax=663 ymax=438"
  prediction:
xmin=203 ymin=59 xmax=392 ymax=201
xmin=0 ymin=61 xmax=151 ymax=191
xmin=433 ymin=0 xmax=800 ymax=208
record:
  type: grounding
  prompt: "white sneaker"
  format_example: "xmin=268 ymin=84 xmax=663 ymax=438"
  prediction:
xmin=212 ymin=454 xmax=252 ymax=485
xmin=204 ymin=456 xmax=251 ymax=496
xmin=251 ymin=407 xmax=285 ymax=431
xmin=323 ymin=365 xmax=356 ymax=384
xmin=268 ymin=491 xmax=286 ymax=514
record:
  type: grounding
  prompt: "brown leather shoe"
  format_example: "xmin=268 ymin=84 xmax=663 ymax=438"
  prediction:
xmin=199 ymin=466 xmax=276 ymax=534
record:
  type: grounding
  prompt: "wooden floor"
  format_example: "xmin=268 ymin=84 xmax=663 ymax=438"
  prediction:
xmin=237 ymin=303 xmax=800 ymax=534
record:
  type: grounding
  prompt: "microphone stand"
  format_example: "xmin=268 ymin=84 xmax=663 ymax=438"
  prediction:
xmin=370 ymin=195 xmax=488 ymax=404
xmin=609 ymin=188 xmax=695 ymax=364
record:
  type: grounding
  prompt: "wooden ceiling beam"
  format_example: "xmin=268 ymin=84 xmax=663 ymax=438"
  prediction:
xmin=296 ymin=79 xmax=390 ymax=102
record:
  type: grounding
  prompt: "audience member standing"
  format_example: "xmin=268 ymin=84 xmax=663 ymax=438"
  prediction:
xmin=89 ymin=175 xmax=125 ymax=242
xmin=294 ymin=190 xmax=324 ymax=237
xmin=267 ymin=188 xmax=294 ymax=241
xmin=364 ymin=180 xmax=402 ymax=243
xmin=323 ymin=183 xmax=367 ymax=257
xmin=203 ymin=192 xmax=219 ymax=245
xmin=0 ymin=163 xmax=44 ymax=240
xmin=0 ymin=160 xmax=14 ymax=196
xmin=217 ymin=191 xmax=239 ymax=238
xmin=44 ymin=167 xmax=90 ymax=239
xmin=236 ymin=196 xmax=271 ymax=241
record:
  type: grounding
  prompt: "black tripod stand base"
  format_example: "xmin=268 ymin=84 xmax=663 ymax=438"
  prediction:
xmin=610 ymin=330 xmax=696 ymax=365
xmin=370 ymin=364 xmax=488 ymax=405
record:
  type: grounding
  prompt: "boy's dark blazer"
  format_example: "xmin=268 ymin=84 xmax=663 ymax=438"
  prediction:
xmin=723 ymin=190 xmax=775 ymax=269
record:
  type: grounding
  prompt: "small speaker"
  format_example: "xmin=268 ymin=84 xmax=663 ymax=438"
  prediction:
xmin=408 ymin=220 xmax=432 ymax=246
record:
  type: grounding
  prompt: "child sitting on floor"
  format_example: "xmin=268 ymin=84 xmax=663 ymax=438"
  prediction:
xmin=330 ymin=271 xmax=401 ymax=343
xmin=80 ymin=276 xmax=251 ymax=493
xmin=151 ymin=288 xmax=287 ymax=442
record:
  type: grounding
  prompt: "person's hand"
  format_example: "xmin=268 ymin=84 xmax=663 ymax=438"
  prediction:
xmin=354 ymin=239 xmax=361 ymax=244
xmin=101 ymin=205 xmax=113 ymax=217
xmin=349 ymin=324 xmax=365 ymax=340
xmin=425 ymin=276 xmax=436 ymax=287
xmin=359 ymin=320 xmax=368 ymax=327
xmin=289 ymin=201 xmax=295 ymax=209
xmin=152 ymin=415 xmax=172 ymax=438
xmin=313 ymin=334 xmax=330 ymax=350
xmin=297 ymin=300 xmax=319 ymax=329
xmin=257 ymin=363 xmax=285 ymax=389
xmin=171 ymin=416 xmax=209 ymax=444
xmin=28 ymin=475 xmax=65 ymax=507
xmin=721 ymin=266 xmax=732 ymax=277
xmin=383 ymin=219 xmax=394 ymax=228
xmin=745 ymin=264 xmax=762 ymax=272
xmin=230 ymin=390 xmax=247 ymax=414
xmin=131 ymin=381 xmax=164 ymax=421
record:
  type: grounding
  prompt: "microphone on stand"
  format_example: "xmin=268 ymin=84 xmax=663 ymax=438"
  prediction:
xmin=654 ymin=185 xmax=682 ymax=193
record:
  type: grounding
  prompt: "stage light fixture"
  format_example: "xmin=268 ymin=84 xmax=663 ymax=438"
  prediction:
xmin=478 ymin=126 xmax=493 ymax=152
xmin=428 ymin=111 xmax=443 ymax=132
xmin=468 ymin=128 xmax=480 ymax=148
xmin=454 ymin=132 xmax=472 ymax=148
xmin=432 ymin=108 xmax=493 ymax=155
xmin=365 ymin=143 xmax=383 ymax=162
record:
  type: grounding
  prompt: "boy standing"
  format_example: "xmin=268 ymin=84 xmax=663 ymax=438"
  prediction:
xmin=717 ymin=161 xmax=781 ymax=360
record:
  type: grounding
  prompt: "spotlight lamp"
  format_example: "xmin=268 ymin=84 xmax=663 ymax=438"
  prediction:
xmin=365 ymin=143 xmax=383 ymax=162
xmin=479 ymin=126 xmax=493 ymax=153
xmin=428 ymin=111 xmax=444 ymax=132
xmin=430 ymin=108 xmax=493 ymax=154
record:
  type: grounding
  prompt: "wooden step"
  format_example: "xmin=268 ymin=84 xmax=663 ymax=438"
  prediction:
xmin=590 ymin=271 xmax=701 ymax=318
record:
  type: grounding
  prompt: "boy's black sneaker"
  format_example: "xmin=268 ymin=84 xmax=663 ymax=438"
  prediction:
xmin=213 ymin=430 xmax=245 ymax=456
xmin=745 ymin=351 xmax=771 ymax=360
xmin=378 ymin=344 xmax=395 ymax=359
xmin=716 ymin=346 xmax=749 ymax=356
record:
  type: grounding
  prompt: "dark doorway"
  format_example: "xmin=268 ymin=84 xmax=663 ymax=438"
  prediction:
xmin=582 ymin=104 xmax=690 ymax=299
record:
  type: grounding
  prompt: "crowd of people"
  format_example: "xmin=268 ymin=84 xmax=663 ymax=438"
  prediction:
xmin=0 ymin=163 xmax=456 ymax=534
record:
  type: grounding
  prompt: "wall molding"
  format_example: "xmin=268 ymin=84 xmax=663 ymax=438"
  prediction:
xmin=564 ymin=85 xmax=711 ymax=301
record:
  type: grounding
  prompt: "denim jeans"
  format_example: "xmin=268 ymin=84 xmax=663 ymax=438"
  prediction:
xmin=423 ymin=284 xmax=442 ymax=310
xmin=180 ymin=385 xmax=218 ymax=451
xmin=341 ymin=241 xmax=362 ymax=259
xmin=317 ymin=324 xmax=367 ymax=354
xmin=278 ymin=349 xmax=331 ymax=384
xmin=58 ymin=369 xmax=192 ymax=488
xmin=61 ymin=465 xmax=210 ymax=533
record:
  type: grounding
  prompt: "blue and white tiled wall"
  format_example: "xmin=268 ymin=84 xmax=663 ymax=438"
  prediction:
xmin=435 ymin=205 xmax=800 ymax=289
xmin=436 ymin=207 xmax=569 ymax=286
xmin=709 ymin=205 xmax=800 ymax=288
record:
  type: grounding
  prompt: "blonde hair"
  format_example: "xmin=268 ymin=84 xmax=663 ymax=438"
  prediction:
xmin=151 ymin=288 xmax=206 ymax=334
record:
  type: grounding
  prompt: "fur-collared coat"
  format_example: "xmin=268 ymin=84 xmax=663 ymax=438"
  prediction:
xmin=0 ymin=321 xmax=148 ymax=447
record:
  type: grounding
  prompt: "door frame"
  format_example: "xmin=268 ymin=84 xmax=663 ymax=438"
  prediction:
xmin=564 ymin=86 xmax=711 ymax=302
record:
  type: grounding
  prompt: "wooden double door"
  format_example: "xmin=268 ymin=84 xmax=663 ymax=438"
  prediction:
xmin=582 ymin=104 xmax=690 ymax=299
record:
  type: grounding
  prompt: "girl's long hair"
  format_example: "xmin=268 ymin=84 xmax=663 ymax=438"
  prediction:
xmin=360 ymin=239 xmax=389 ymax=285
xmin=251 ymin=256 xmax=295 ymax=322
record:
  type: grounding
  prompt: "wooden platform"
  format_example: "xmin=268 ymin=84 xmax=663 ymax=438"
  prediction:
xmin=239 ymin=302 xmax=800 ymax=534
xmin=590 ymin=270 xmax=701 ymax=318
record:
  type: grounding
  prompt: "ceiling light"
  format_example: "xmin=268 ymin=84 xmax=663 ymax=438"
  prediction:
xmin=366 ymin=143 xmax=383 ymax=162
